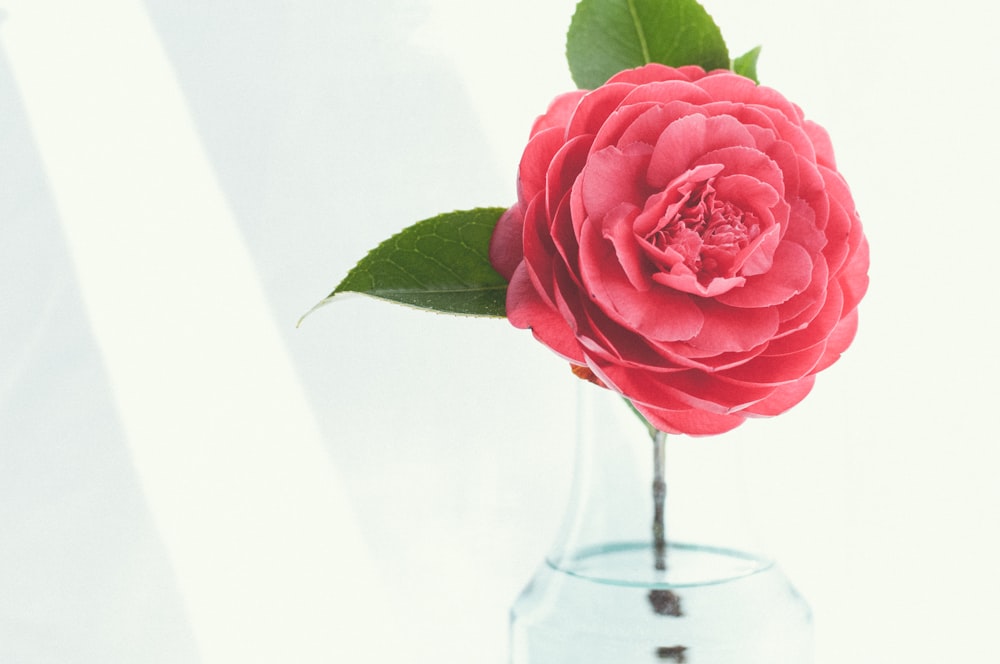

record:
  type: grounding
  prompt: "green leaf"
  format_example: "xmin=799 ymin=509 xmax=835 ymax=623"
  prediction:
xmin=309 ymin=208 xmax=509 ymax=320
xmin=732 ymin=45 xmax=762 ymax=84
xmin=566 ymin=0 xmax=731 ymax=89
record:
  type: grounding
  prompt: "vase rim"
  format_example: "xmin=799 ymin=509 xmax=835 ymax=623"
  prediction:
xmin=547 ymin=540 xmax=775 ymax=589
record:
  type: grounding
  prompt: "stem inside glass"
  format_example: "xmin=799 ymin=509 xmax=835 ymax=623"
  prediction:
xmin=652 ymin=430 xmax=668 ymax=571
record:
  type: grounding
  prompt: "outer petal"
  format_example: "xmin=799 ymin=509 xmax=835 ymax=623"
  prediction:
xmin=803 ymin=119 xmax=837 ymax=169
xmin=506 ymin=263 xmax=586 ymax=364
xmin=637 ymin=403 xmax=746 ymax=436
xmin=696 ymin=74 xmax=805 ymax=127
xmin=565 ymin=83 xmax=637 ymax=139
xmin=838 ymin=230 xmax=870 ymax=315
xmin=488 ymin=204 xmax=524 ymax=281
xmin=742 ymin=376 xmax=815 ymax=417
xmin=519 ymin=127 xmax=573 ymax=202
xmin=607 ymin=63 xmax=706 ymax=85
xmin=530 ymin=90 xmax=588 ymax=137
xmin=811 ymin=307 xmax=859 ymax=374
xmin=719 ymin=339 xmax=826 ymax=386
xmin=597 ymin=361 xmax=778 ymax=414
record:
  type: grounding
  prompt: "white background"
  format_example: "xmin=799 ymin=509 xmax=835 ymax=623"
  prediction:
xmin=1 ymin=0 xmax=997 ymax=662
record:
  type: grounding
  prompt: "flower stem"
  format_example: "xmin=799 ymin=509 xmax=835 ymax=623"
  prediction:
xmin=652 ymin=429 xmax=668 ymax=571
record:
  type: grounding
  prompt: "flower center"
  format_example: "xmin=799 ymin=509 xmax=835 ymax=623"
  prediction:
xmin=648 ymin=178 xmax=760 ymax=282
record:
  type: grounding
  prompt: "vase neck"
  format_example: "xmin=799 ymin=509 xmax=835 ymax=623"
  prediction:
xmin=547 ymin=383 xmax=766 ymax=584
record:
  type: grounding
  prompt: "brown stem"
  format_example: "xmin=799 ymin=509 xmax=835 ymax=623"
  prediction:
xmin=652 ymin=430 xmax=667 ymax=571
xmin=655 ymin=645 xmax=687 ymax=661
xmin=649 ymin=431 xmax=686 ymax=624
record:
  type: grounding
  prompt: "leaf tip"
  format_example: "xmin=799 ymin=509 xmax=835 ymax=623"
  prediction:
xmin=732 ymin=45 xmax=762 ymax=84
xmin=296 ymin=292 xmax=352 ymax=328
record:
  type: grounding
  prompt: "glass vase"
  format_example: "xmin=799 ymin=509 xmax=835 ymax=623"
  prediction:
xmin=509 ymin=383 xmax=813 ymax=663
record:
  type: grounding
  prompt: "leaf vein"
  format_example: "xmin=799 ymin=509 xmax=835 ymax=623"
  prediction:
xmin=626 ymin=0 xmax=652 ymax=64
xmin=370 ymin=284 xmax=507 ymax=295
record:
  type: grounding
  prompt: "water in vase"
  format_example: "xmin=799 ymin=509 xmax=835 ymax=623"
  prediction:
xmin=510 ymin=541 xmax=813 ymax=663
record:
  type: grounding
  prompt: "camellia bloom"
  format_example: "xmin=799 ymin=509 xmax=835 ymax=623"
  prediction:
xmin=490 ymin=64 xmax=869 ymax=435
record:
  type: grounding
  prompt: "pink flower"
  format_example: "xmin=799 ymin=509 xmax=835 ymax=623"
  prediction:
xmin=490 ymin=64 xmax=869 ymax=435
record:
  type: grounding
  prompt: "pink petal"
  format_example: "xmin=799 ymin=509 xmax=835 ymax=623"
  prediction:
xmin=783 ymin=197 xmax=827 ymax=257
xmin=550 ymin=191 xmax=582 ymax=273
xmin=571 ymin=302 xmax=693 ymax=373
xmin=812 ymin=307 xmax=859 ymax=374
xmin=820 ymin=193 xmax=851 ymax=274
xmin=636 ymin=403 xmax=746 ymax=436
xmin=506 ymin=263 xmax=585 ymax=364
xmin=647 ymin=114 xmax=757 ymax=188
xmin=519 ymin=127 xmax=573 ymax=203
xmin=838 ymin=233 xmax=869 ymax=315
xmin=696 ymin=74 xmax=804 ymax=127
xmin=649 ymin=337 xmax=769 ymax=371
xmin=716 ymin=103 xmax=780 ymax=140
xmin=565 ymin=83 xmax=636 ymax=139
xmin=619 ymin=80 xmax=714 ymax=109
xmin=601 ymin=203 xmax=651 ymax=291
xmin=606 ymin=64 xmax=705 ymax=86
xmin=770 ymin=279 xmax=844 ymax=357
xmin=530 ymin=90 xmax=587 ymax=137
xmin=773 ymin=253 xmax=829 ymax=332
xmin=733 ymin=224 xmax=782 ymax=278
xmin=791 ymin=156 xmax=829 ymax=233
xmin=715 ymin=241 xmax=814 ymax=308
xmin=803 ymin=119 xmax=837 ymax=169
xmin=590 ymin=101 xmax=661 ymax=154
xmin=580 ymin=212 xmax=704 ymax=342
xmin=713 ymin=172 xmax=780 ymax=212
xmin=520 ymin=197 xmax=560 ymax=307
xmin=686 ymin=300 xmax=780 ymax=353
xmin=651 ymin=270 xmax=746 ymax=297
xmin=691 ymin=146 xmax=785 ymax=194
xmin=611 ymin=101 xmax=696 ymax=151
xmin=742 ymin=376 xmax=815 ymax=417
xmin=599 ymin=362 xmax=776 ymax=413
xmin=544 ymin=135 xmax=591 ymax=218
xmin=634 ymin=162 xmax=724 ymax=237
xmin=719 ymin=338 xmax=826 ymax=385
xmin=769 ymin=117 xmax=818 ymax=167
xmin=588 ymin=362 xmax=695 ymax=412
xmin=488 ymin=204 xmax=524 ymax=281
xmin=580 ymin=143 xmax=654 ymax=219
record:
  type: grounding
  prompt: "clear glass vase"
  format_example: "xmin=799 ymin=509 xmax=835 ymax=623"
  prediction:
xmin=509 ymin=383 xmax=813 ymax=663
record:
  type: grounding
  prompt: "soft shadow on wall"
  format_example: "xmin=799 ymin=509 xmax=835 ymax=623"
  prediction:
xmin=0 ymin=36 xmax=201 ymax=664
